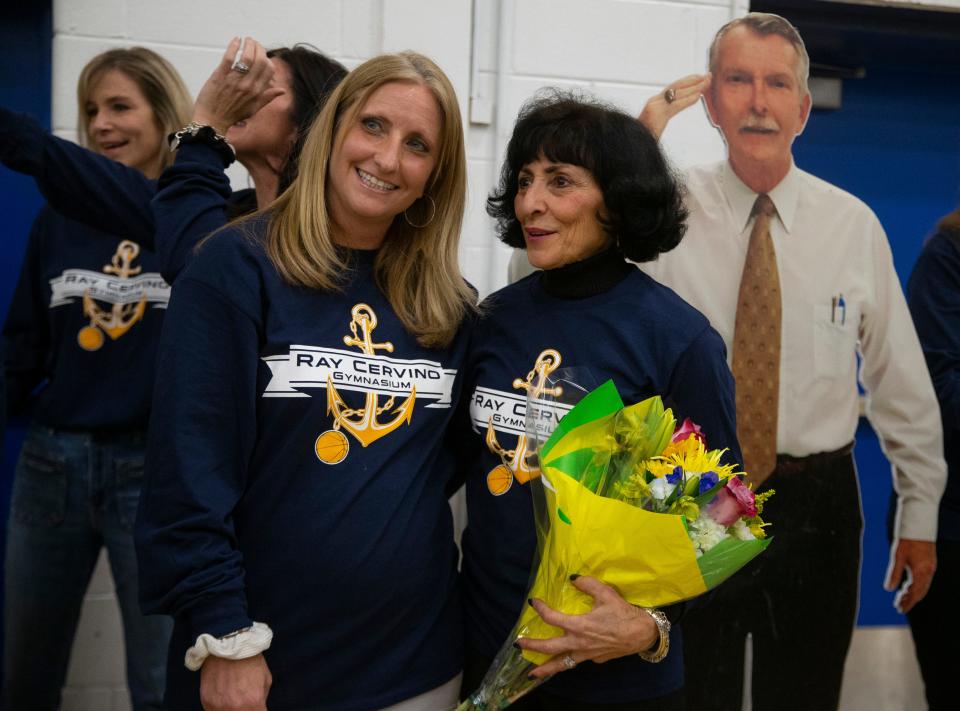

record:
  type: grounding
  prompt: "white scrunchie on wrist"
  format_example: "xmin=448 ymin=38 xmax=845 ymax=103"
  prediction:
xmin=184 ymin=621 xmax=273 ymax=671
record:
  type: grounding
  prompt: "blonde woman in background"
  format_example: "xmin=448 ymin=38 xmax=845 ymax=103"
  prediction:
xmin=0 ymin=38 xmax=347 ymax=283
xmin=2 ymin=47 xmax=190 ymax=711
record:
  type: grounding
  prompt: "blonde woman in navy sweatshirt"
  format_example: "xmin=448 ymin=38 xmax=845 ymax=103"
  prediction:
xmin=2 ymin=48 xmax=190 ymax=711
xmin=136 ymin=53 xmax=476 ymax=711
xmin=2 ymin=39 xmax=346 ymax=711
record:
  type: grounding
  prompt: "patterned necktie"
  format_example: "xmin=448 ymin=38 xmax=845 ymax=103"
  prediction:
xmin=732 ymin=194 xmax=780 ymax=487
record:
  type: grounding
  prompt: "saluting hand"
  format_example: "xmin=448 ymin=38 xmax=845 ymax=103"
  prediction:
xmin=638 ymin=73 xmax=711 ymax=139
xmin=192 ymin=36 xmax=283 ymax=136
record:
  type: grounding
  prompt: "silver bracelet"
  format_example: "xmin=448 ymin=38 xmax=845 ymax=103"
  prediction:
xmin=219 ymin=625 xmax=253 ymax=640
xmin=168 ymin=122 xmax=236 ymax=165
xmin=637 ymin=607 xmax=671 ymax=663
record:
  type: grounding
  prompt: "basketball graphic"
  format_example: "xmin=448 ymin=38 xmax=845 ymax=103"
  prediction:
xmin=77 ymin=325 xmax=104 ymax=352
xmin=486 ymin=464 xmax=514 ymax=496
xmin=315 ymin=429 xmax=350 ymax=465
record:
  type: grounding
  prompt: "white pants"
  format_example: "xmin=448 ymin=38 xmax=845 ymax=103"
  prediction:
xmin=377 ymin=674 xmax=461 ymax=711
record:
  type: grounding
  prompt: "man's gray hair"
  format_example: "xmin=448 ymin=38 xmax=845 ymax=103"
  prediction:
xmin=708 ymin=12 xmax=810 ymax=97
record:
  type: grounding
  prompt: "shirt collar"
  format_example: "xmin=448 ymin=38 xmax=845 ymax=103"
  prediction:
xmin=720 ymin=160 xmax=800 ymax=235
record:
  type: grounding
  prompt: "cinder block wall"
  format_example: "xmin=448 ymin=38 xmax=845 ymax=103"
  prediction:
xmin=49 ymin=0 xmax=740 ymax=705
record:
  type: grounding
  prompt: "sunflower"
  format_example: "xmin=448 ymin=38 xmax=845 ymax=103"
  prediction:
xmin=643 ymin=434 xmax=740 ymax=479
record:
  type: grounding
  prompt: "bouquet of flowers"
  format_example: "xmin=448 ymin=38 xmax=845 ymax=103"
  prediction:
xmin=458 ymin=380 xmax=773 ymax=710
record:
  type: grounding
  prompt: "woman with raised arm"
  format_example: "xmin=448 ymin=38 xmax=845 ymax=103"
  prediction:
xmin=0 ymin=37 xmax=346 ymax=282
xmin=2 ymin=47 xmax=189 ymax=711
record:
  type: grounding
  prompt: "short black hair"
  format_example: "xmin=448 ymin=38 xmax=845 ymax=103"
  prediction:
xmin=487 ymin=91 xmax=687 ymax=263
xmin=268 ymin=45 xmax=348 ymax=194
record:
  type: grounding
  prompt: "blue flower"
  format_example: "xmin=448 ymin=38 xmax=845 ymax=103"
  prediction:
xmin=667 ymin=466 xmax=684 ymax=485
xmin=699 ymin=471 xmax=719 ymax=494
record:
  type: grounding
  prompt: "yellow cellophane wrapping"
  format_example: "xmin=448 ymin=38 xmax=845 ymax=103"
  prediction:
xmin=517 ymin=469 xmax=706 ymax=665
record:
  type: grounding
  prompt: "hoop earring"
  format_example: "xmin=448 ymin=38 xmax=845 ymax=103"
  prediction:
xmin=404 ymin=194 xmax=436 ymax=229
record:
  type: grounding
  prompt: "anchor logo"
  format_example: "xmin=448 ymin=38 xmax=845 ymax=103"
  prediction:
xmin=314 ymin=304 xmax=417 ymax=465
xmin=77 ymin=241 xmax=147 ymax=352
xmin=485 ymin=348 xmax=562 ymax=495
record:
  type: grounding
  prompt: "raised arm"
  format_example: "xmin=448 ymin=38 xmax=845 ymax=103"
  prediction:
xmin=0 ymin=107 xmax=157 ymax=242
xmin=190 ymin=36 xmax=281 ymax=136
xmin=638 ymin=74 xmax=711 ymax=140
xmin=152 ymin=37 xmax=279 ymax=283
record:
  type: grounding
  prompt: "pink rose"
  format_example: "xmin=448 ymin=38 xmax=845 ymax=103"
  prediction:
xmin=705 ymin=477 xmax=757 ymax=526
xmin=672 ymin=418 xmax=706 ymax=446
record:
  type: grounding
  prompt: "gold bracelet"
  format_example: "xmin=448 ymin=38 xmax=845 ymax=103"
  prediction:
xmin=637 ymin=607 xmax=670 ymax=663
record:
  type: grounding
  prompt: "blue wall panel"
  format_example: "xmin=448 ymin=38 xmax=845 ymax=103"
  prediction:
xmin=793 ymin=46 xmax=960 ymax=626
xmin=0 ymin=3 xmax=53 ymax=672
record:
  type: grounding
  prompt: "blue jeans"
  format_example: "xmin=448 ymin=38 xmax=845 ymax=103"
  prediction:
xmin=2 ymin=426 xmax=173 ymax=711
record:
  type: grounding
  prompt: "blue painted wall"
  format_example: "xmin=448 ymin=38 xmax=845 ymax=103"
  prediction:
xmin=793 ymin=46 xmax=960 ymax=626
xmin=1 ymin=3 xmax=53 ymax=670
xmin=1 ymin=6 xmax=51 ymax=306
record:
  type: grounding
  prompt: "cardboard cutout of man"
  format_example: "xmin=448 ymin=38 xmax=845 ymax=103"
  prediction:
xmin=636 ymin=12 xmax=946 ymax=710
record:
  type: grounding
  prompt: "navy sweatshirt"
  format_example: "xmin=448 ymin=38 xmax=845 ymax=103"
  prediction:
xmin=0 ymin=107 xmax=255 ymax=283
xmin=460 ymin=250 xmax=740 ymax=702
xmin=907 ymin=229 xmax=960 ymax=542
xmin=3 ymin=206 xmax=169 ymax=430
xmin=136 ymin=221 xmax=470 ymax=710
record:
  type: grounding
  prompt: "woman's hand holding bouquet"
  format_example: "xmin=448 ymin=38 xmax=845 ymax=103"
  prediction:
xmin=458 ymin=381 xmax=773 ymax=710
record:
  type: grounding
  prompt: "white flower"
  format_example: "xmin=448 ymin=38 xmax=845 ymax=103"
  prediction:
xmin=731 ymin=519 xmax=756 ymax=541
xmin=649 ymin=477 xmax=676 ymax=501
xmin=688 ymin=511 xmax=729 ymax=554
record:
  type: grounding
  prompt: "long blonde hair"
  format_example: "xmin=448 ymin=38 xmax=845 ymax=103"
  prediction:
xmin=266 ymin=52 xmax=474 ymax=348
xmin=76 ymin=47 xmax=192 ymax=170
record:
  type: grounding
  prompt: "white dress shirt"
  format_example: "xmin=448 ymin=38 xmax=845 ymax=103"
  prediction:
xmin=641 ymin=160 xmax=946 ymax=541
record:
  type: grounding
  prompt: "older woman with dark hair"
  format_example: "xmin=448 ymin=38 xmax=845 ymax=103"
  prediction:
xmin=459 ymin=93 xmax=740 ymax=709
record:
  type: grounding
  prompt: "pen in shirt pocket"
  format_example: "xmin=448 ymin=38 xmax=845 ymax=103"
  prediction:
xmin=830 ymin=294 xmax=847 ymax=325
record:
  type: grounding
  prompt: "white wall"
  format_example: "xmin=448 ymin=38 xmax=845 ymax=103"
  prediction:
xmin=49 ymin=0 xmax=740 ymax=705
xmin=50 ymin=0 xmax=739 ymax=299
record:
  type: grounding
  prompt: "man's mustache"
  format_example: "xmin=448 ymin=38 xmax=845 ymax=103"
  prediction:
xmin=739 ymin=117 xmax=780 ymax=133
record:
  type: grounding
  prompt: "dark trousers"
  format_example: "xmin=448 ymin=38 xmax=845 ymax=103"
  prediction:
xmin=2 ymin=426 xmax=172 ymax=711
xmin=907 ymin=538 xmax=959 ymax=711
xmin=461 ymin=649 xmax=684 ymax=710
xmin=682 ymin=450 xmax=861 ymax=711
